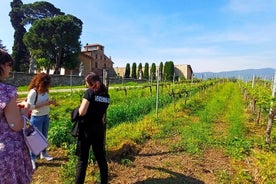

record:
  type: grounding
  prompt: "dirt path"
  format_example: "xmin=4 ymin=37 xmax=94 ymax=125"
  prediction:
xmin=31 ymin=134 xmax=233 ymax=184
xmin=108 ymin=135 xmax=233 ymax=184
xmin=31 ymin=148 xmax=68 ymax=184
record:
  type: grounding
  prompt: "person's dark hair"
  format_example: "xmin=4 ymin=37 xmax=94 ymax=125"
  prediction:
xmin=85 ymin=72 xmax=108 ymax=93
xmin=0 ymin=49 xmax=14 ymax=77
xmin=28 ymin=72 xmax=51 ymax=93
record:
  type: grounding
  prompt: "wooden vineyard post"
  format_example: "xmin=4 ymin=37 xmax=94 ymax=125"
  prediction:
xmin=102 ymin=69 xmax=109 ymax=148
xmin=266 ymin=70 xmax=276 ymax=144
xmin=156 ymin=69 xmax=160 ymax=119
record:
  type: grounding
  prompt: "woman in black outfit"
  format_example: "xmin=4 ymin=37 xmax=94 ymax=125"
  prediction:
xmin=75 ymin=72 xmax=110 ymax=184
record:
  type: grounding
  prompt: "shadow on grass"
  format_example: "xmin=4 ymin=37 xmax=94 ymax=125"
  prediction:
xmin=136 ymin=150 xmax=178 ymax=157
xmin=36 ymin=156 xmax=68 ymax=169
xmin=135 ymin=166 xmax=204 ymax=184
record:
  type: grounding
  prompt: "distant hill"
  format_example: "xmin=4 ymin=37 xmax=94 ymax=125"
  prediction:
xmin=194 ymin=68 xmax=275 ymax=81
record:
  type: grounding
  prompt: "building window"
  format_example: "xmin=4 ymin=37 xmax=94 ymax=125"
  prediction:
xmin=95 ymin=62 xmax=98 ymax=68
xmin=103 ymin=64 xmax=106 ymax=68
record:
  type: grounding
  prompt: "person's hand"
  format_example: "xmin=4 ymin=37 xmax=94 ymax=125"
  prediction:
xmin=49 ymin=99 xmax=58 ymax=106
xmin=17 ymin=101 xmax=30 ymax=116
xmin=17 ymin=101 xmax=30 ymax=109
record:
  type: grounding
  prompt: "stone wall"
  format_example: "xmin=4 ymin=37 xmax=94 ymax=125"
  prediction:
xmin=4 ymin=72 xmax=147 ymax=87
xmin=4 ymin=72 xmax=85 ymax=87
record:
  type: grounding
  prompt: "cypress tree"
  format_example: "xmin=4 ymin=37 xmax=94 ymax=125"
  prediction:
xmin=124 ymin=63 xmax=130 ymax=78
xmin=131 ymin=62 xmax=137 ymax=79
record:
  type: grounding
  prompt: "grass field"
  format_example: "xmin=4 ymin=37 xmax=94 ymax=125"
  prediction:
xmin=27 ymin=80 xmax=276 ymax=183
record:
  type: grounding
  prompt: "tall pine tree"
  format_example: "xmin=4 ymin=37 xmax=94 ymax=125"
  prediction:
xmin=9 ymin=0 xmax=29 ymax=72
xmin=9 ymin=0 xmax=64 ymax=72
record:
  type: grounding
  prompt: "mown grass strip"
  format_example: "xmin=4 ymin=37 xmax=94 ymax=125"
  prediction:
xmin=222 ymin=83 xmax=251 ymax=159
xmin=176 ymin=82 xmax=231 ymax=154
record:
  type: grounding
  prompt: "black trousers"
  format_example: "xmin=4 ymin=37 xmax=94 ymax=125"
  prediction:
xmin=75 ymin=136 xmax=108 ymax=184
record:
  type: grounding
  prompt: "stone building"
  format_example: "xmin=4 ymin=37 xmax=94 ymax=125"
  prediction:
xmin=174 ymin=64 xmax=193 ymax=80
xmin=78 ymin=43 xmax=116 ymax=77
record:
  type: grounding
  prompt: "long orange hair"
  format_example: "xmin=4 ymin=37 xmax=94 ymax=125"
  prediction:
xmin=28 ymin=73 xmax=51 ymax=94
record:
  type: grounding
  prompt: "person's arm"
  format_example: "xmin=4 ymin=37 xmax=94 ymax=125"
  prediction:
xmin=78 ymin=98 xmax=90 ymax=116
xmin=26 ymin=89 xmax=37 ymax=107
xmin=33 ymin=99 xmax=56 ymax=109
xmin=5 ymin=96 xmax=25 ymax=131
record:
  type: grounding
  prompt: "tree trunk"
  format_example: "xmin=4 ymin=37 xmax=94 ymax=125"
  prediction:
xmin=256 ymin=107 xmax=261 ymax=124
xmin=243 ymin=89 xmax=247 ymax=101
xmin=54 ymin=52 xmax=62 ymax=74
xmin=54 ymin=67 xmax=60 ymax=74
xmin=251 ymin=98 xmax=256 ymax=113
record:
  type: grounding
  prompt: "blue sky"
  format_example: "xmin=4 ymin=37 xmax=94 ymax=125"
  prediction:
xmin=1 ymin=0 xmax=276 ymax=72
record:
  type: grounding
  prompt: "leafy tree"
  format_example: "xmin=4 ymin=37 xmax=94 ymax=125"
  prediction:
xmin=159 ymin=62 xmax=163 ymax=80
xmin=23 ymin=14 xmax=82 ymax=74
xmin=144 ymin=62 xmax=149 ymax=80
xmin=0 ymin=40 xmax=7 ymax=50
xmin=21 ymin=1 xmax=64 ymax=25
xmin=138 ymin=63 xmax=143 ymax=79
xmin=9 ymin=0 xmax=64 ymax=72
xmin=164 ymin=61 xmax=174 ymax=81
xmin=131 ymin=63 xmax=137 ymax=79
xmin=150 ymin=63 xmax=156 ymax=80
xmin=124 ymin=63 xmax=130 ymax=78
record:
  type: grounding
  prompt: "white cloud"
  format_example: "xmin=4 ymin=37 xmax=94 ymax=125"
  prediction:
xmin=155 ymin=47 xmax=219 ymax=56
xmin=174 ymin=55 xmax=275 ymax=73
xmin=226 ymin=0 xmax=276 ymax=14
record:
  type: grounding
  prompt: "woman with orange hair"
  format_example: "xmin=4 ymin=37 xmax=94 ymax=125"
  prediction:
xmin=27 ymin=72 xmax=56 ymax=170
